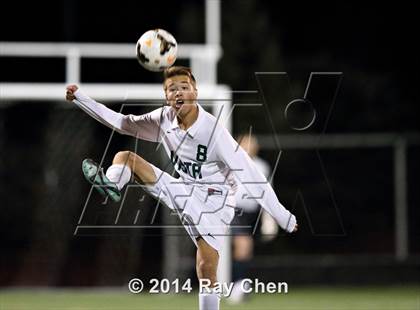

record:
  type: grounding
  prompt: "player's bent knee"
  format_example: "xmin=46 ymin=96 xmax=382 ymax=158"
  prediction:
xmin=113 ymin=150 xmax=131 ymax=163
xmin=112 ymin=151 xmax=156 ymax=184
xmin=113 ymin=151 xmax=143 ymax=167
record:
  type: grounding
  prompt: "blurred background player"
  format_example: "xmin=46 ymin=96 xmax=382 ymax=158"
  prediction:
xmin=228 ymin=134 xmax=279 ymax=304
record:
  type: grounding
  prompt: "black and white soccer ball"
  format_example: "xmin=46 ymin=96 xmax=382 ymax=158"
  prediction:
xmin=136 ymin=29 xmax=178 ymax=72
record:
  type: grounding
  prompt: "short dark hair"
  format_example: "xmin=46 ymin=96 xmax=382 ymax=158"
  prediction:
xmin=163 ymin=66 xmax=196 ymax=86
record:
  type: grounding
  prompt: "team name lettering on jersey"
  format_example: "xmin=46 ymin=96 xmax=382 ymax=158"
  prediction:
xmin=171 ymin=151 xmax=202 ymax=179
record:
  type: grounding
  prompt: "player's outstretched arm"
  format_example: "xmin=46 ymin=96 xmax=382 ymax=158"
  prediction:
xmin=65 ymin=85 xmax=161 ymax=142
xmin=215 ymin=127 xmax=298 ymax=233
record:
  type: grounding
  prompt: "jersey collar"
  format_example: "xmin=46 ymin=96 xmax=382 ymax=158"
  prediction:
xmin=170 ymin=103 xmax=204 ymax=139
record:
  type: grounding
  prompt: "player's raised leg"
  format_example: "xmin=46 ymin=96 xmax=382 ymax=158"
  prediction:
xmin=82 ymin=158 xmax=123 ymax=202
xmin=82 ymin=151 xmax=157 ymax=202
xmin=196 ymin=237 xmax=220 ymax=310
xmin=110 ymin=150 xmax=157 ymax=185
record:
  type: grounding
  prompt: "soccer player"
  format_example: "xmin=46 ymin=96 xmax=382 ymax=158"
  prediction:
xmin=65 ymin=66 xmax=298 ymax=310
xmin=228 ymin=134 xmax=279 ymax=304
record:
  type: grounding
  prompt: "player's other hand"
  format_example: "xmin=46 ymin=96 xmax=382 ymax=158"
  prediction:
xmin=66 ymin=85 xmax=79 ymax=101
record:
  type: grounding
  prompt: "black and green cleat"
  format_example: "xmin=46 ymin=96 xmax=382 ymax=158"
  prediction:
xmin=82 ymin=158 xmax=121 ymax=202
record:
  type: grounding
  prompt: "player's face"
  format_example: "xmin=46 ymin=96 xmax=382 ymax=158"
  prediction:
xmin=164 ymin=75 xmax=197 ymax=117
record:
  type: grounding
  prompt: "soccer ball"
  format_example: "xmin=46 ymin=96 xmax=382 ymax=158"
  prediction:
xmin=136 ymin=29 xmax=178 ymax=72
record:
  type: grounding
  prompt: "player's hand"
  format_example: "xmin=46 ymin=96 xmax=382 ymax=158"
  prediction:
xmin=293 ymin=223 xmax=298 ymax=232
xmin=66 ymin=84 xmax=79 ymax=101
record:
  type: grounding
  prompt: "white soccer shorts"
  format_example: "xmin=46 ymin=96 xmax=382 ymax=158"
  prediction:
xmin=143 ymin=163 xmax=236 ymax=253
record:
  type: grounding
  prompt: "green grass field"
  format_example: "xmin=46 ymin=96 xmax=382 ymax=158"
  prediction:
xmin=1 ymin=286 xmax=419 ymax=310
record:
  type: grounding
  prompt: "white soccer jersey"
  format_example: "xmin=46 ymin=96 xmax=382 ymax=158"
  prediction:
xmin=73 ymin=89 xmax=297 ymax=236
xmin=234 ymin=156 xmax=271 ymax=213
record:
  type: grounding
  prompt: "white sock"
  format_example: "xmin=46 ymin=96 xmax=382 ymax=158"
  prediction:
xmin=105 ymin=164 xmax=132 ymax=190
xmin=199 ymin=291 xmax=220 ymax=310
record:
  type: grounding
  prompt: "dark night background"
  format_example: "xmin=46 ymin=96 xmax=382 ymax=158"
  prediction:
xmin=1 ymin=0 xmax=419 ymax=288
